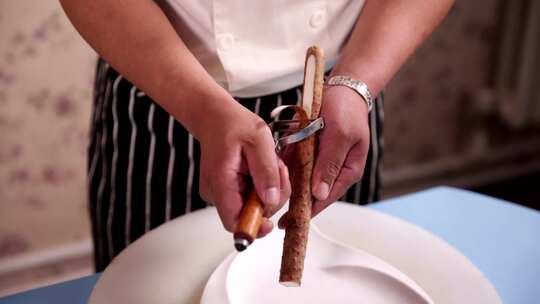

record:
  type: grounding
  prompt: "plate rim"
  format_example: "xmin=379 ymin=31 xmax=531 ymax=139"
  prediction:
xmin=90 ymin=202 xmax=501 ymax=304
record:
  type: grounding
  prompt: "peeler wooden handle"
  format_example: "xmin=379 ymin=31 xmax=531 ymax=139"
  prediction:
xmin=233 ymin=190 xmax=265 ymax=251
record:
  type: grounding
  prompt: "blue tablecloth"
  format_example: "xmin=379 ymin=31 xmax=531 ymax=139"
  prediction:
xmin=2 ymin=187 xmax=539 ymax=304
xmin=0 ymin=274 xmax=99 ymax=304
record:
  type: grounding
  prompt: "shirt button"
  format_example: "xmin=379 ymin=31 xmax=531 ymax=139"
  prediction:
xmin=217 ymin=33 xmax=235 ymax=51
xmin=310 ymin=9 xmax=326 ymax=28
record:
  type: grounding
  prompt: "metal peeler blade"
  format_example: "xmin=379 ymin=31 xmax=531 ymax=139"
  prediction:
xmin=268 ymin=105 xmax=325 ymax=152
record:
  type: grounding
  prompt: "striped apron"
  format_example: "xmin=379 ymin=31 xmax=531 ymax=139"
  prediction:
xmin=88 ymin=60 xmax=384 ymax=271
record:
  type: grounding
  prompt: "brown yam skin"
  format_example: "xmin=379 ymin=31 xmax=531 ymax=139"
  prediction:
xmin=279 ymin=112 xmax=314 ymax=285
xmin=279 ymin=46 xmax=324 ymax=286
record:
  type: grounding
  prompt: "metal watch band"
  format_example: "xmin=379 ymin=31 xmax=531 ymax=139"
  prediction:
xmin=326 ymin=75 xmax=373 ymax=112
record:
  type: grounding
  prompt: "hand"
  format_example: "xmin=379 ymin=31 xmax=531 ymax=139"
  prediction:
xmin=277 ymin=85 xmax=370 ymax=228
xmin=198 ymin=102 xmax=291 ymax=238
xmin=310 ymin=85 xmax=370 ymax=216
xmin=277 ymin=84 xmax=371 ymax=230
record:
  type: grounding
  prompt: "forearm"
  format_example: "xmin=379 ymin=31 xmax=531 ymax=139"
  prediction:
xmin=60 ymin=0 xmax=236 ymax=139
xmin=332 ymin=0 xmax=454 ymax=95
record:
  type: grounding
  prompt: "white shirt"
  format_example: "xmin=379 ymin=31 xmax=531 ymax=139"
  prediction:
xmin=157 ymin=0 xmax=366 ymax=97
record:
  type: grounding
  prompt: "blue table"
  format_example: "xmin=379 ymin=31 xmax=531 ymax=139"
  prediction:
xmin=2 ymin=187 xmax=539 ymax=304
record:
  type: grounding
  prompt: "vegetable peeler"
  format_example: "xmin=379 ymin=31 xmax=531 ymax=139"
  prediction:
xmin=233 ymin=47 xmax=325 ymax=252
xmin=233 ymin=111 xmax=324 ymax=252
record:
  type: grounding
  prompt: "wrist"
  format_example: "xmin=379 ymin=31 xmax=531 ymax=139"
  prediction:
xmin=325 ymin=75 xmax=373 ymax=113
xmin=179 ymin=89 xmax=241 ymax=141
xmin=324 ymin=85 xmax=370 ymax=116
xmin=330 ymin=63 xmax=384 ymax=97
xmin=157 ymin=67 xmax=241 ymax=140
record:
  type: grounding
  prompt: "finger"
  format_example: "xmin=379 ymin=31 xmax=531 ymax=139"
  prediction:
xmin=279 ymin=159 xmax=292 ymax=205
xmin=200 ymin=172 xmax=250 ymax=206
xmin=312 ymin=145 xmax=368 ymax=217
xmin=277 ymin=113 xmax=298 ymax=169
xmin=311 ymin=177 xmax=349 ymax=218
xmin=199 ymin=174 xmax=213 ymax=205
xmin=257 ymin=218 xmax=274 ymax=238
xmin=243 ymin=126 xmax=281 ymax=209
xmin=212 ymin=169 xmax=245 ymax=232
xmin=264 ymin=159 xmax=290 ymax=217
xmin=311 ymin=127 xmax=349 ymax=201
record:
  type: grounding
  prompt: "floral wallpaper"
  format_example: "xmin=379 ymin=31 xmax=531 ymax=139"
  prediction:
xmin=3 ymin=0 xmax=534 ymax=262
xmin=0 ymin=1 xmax=96 ymax=257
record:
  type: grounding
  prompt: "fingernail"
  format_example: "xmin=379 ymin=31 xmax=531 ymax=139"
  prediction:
xmin=315 ymin=182 xmax=330 ymax=200
xmin=265 ymin=187 xmax=280 ymax=207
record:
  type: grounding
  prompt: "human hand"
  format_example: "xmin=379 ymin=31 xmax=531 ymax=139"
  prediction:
xmin=310 ymin=85 xmax=370 ymax=216
xmin=198 ymin=102 xmax=291 ymax=238
xmin=278 ymin=85 xmax=370 ymax=228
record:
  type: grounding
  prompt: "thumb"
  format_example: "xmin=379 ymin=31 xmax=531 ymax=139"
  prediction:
xmin=243 ymin=129 xmax=281 ymax=210
xmin=311 ymin=131 xmax=349 ymax=201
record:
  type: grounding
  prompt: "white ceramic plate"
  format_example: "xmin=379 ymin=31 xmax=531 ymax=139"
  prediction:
xmin=202 ymin=226 xmax=434 ymax=304
xmin=89 ymin=203 xmax=501 ymax=304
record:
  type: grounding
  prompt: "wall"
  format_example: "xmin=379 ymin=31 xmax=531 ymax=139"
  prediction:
xmin=0 ymin=1 xmax=96 ymax=260
xmin=385 ymin=0 xmax=500 ymax=168
xmin=383 ymin=0 xmax=540 ymax=194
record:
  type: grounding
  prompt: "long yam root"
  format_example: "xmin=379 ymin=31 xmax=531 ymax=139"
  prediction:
xmin=279 ymin=46 xmax=325 ymax=286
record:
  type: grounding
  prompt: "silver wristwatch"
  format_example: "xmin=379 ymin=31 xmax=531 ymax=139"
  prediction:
xmin=326 ymin=75 xmax=373 ymax=112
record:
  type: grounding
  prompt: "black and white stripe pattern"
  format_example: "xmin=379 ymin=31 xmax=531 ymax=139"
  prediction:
xmin=165 ymin=116 xmax=175 ymax=221
xmin=88 ymin=60 xmax=384 ymax=271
